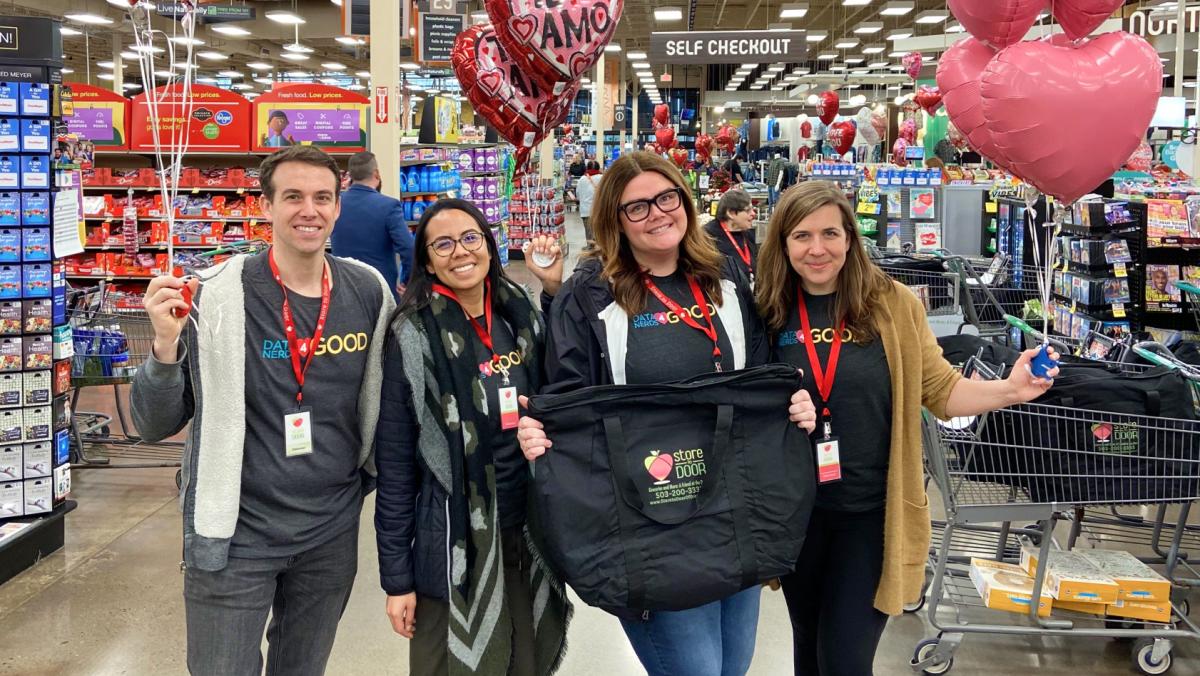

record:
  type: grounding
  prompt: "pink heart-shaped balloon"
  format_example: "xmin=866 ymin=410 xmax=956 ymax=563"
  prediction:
xmin=980 ymin=31 xmax=1162 ymax=204
xmin=937 ymin=37 xmax=1013 ymax=171
xmin=870 ymin=114 xmax=886 ymax=143
xmin=899 ymin=118 xmax=917 ymax=144
xmin=902 ymin=52 xmax=923 ymax=80
xmin=893 ymin=138 xmax=909 ymax=167
xmin=487 ymin=0 xmax=624 ymax=92
xmin=1052 ymin=0 xmax=1123 ymax=41
xmin=947 ymin=0 xmax=1046 ymax=50
xmin=827 ymin=120 xmax=857 ymax=156
xmin=452 ymin=25 xmax=580 ymax=174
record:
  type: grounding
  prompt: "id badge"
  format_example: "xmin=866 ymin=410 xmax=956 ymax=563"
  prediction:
xmin=284 ymin=407 xmax=314 ymax=457
xmin=816 ymin=437 xmax=842 ymax=484
xmin=499 ymin=387 xmax=519 ymax=430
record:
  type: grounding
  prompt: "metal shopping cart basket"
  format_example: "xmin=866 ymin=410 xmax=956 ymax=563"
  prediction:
xmin=68 ymin=283 xmax=184 ymax=476
xmin=868 ymin=248 xmax=962 ymax=319
xmin=912 ymin=397 xmax=1200 ymax=675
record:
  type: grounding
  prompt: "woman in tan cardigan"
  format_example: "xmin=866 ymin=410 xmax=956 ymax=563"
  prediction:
xmin=754 ymin=181 xmax=1058 ymax=676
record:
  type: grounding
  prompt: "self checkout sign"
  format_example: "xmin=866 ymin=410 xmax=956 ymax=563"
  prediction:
xmin=650 ymin=30 xmax=807 ymax=65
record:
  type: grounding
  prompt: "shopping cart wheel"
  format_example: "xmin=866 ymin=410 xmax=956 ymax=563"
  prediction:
xmin=911 ymin=638 xmax=954 ymax=675
xmin=904 ymin=573 xmax=932 ymax=613
xmin=1132 ymin=638 xmax=1172 ymax=675
xmin=175 ymin=470 xmax=182 ymax=490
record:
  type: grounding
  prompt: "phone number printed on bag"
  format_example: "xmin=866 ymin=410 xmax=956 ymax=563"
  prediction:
xmin=644 ymin=447 xmax=707 ymax=506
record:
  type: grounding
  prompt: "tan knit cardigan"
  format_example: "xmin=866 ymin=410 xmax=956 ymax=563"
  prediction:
xmin=873 ymin=280 xmax=962 ymax=616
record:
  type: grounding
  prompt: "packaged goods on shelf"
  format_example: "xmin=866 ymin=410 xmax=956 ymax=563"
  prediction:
xmin=969 ymin=557 xmax=1053 ymax=617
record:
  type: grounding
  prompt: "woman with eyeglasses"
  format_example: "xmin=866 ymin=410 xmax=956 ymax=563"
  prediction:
xmin=374 ymin=199 xmax=571 ymax=675
xmin=706 ymin=189 xmax=758 ymax=287
xmin=514 ymin=152 xmax=818 ymax=676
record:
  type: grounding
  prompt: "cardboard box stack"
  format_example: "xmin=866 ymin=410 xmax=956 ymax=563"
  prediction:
xmin=1016 ymin=540 xmax=1173 ymax=624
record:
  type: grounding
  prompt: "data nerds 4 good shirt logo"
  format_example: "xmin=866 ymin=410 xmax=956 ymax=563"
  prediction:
xmin=632 ymin=302 xmax=717 ymax=329
xmin=644 ymin=447 xmax=707 ymax=506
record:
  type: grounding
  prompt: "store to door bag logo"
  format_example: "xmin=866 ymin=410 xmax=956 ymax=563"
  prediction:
xmin=643 ymin=447 xmax=707 ymax=506
xmin=1091 ymin=422 xmax=1139 ymax=455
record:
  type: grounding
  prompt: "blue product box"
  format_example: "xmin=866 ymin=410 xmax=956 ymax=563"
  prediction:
xmin=0 ymin=192 xmax=19 ymax=226
xmin=0 ymin=265 xmax=19 ymax=299
xmin=0 ymin=84 xmax=17 ymax=115
xmin=0 ymin=229 xmax=18 ymax=263
xmin=21 ymin=264 xmax=50 ymax=299
xmin=22 ymin=228 xmax=49 ymax=262
xmin=54 ymin=429 xmax=68 ymax=466
xmin=0 ymin=118 xmax=17 ymax=152
xmin=0 ymin=155 xmax=17 ymax=189
xmin=51 ymin=282 xmax=64 ymax=326
xmin=18 ymin=83 xmax=49 ymax=117
xmin=20 ymin=118 xmax=49 ymax=153
xmin=20 ymin=155 xmax=48 ymax=190
xmin=21 ymin=192 xmax=48 ymax=225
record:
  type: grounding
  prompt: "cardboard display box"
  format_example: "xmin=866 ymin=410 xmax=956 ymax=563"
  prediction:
xmin=970 ymin=558 xmax=1053 ymax=618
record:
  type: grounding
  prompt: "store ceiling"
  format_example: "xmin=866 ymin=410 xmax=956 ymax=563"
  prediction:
xmin=0 ymin=0 xmax=1181 ymax=105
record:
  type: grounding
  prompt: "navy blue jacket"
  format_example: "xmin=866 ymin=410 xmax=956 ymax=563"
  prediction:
xmin=331 ymin=184 xmax=413 ymax=298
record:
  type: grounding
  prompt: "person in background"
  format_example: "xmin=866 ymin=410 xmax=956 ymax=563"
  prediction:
xmin=568 ymin=155 xmax=586 ymax=180
xmin=754 ymin=181 xmax=1057 ymax=676
xmin=577 ymin=160 xmax=602 ymax=248
xmin=331 ymin=151 xmax=414 ymax=300
xmin=375 ymin=200 xmax=569 ymax=675
xmin=933 ymin=137 xmax=959 ymax=166
xmin=767 ymin=153 xmax=788 ymax=206
xmin=705 ymin=189 xmax=758 ymax=286
xmin=131 ymin=145 xmax=396 ymax=675
xmin=515 ymin=151 xmax=818 ymax=676
xmin=725 ymin=154 xmax=745 ymax=184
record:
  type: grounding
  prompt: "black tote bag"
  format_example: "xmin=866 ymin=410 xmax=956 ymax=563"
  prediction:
xmin=527 ymin=364 xmax=815 ymax=612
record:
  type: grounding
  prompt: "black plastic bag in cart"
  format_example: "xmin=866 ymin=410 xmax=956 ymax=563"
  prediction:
xmin=526 ymin=365 xmax=814 ymax=612
xmin=949 ymin=356 xmax=1200 ymax=504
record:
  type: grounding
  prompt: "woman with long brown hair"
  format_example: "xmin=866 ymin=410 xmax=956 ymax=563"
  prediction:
xmin=515 ymin=151 xmax=818 ymax=676
xmin=755 ymin=181 xmax=1058 ymax=675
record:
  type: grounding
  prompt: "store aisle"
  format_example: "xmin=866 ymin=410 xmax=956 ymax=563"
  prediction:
xmin=0 ymin=215 xmax=1196 ymax=675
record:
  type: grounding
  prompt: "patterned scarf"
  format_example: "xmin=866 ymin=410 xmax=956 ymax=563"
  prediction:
xmin=419 ymin=277 xmax=570 ymax=675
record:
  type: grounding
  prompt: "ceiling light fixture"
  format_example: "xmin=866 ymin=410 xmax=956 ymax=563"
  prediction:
xmin=281 ymin=52 xmax=310 ymax=61
xmin=834 ymin=38 xmax=860 ymax=49
xmin=843 ymin=0 xmax=871 ymax=5
xmin=322 ymin=63 xmax=347 ymax=70
xmin=845 ymin=57 xmax=865 ymax=64
xmin=197 ymin=51 xmax=228 ymax=61
xmin=335 ymin=36 xmax=366 ymax=45
xmin=914 ymin=10 xmax=949 ymax=23
xmin=64 ymin=13 xmax=113 ymax=25
xmin=60 ymin=27 xmax=83 ymax=36
xmin=400 ymin=62 xmax=421 ymax=71
xmin=356 ymin=70 xmax=371 ymax=78
xmin=217 ymin=70 xmax=243 ymax=78
xmin=945 ymin=22 xmax=965 ymax=33
xmin=266 ymin=10 xmax=306 ymax=24
xmin=880 ymin=1 xmax=914 ymax=15
xmin=806 ymin=30 xmax=827 ymax=42
xmin=604 ymin=44 xmax=621 ymax=52
xmin=169 ymin=37 xmax=204 ymax=46
xmin=633 ymin=62 xmax=651 ymax=70
xmin=133 ymin=45 xmax=164 ymax=54
xmin=862 ymin=44 xmax=885 ymax=54
xmin=211 ymin=25 xmax=251 ymax=37
xmin=854 ymin=22 xmax=883 ymax=34
xmin=97 ymin=72 xmax=115 ymax=81
xmin=779 ymin=3 xmax=808 ymax=18
xmin=62 ymin=68 xmax=74 ymax=74
xmin=654 ymin=7 xmax=683 ymax=21
xmin=817 ymin=51 xmax=838 ymax=60
xmin=886 ymin=29 xmax=912 ymax=41
xmin=248 ymin=62 xmax=272 ymax=71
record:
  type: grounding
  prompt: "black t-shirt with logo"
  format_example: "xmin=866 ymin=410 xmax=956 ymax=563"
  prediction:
xmin=471 ymin=313 xmax=531 ymax=529
xmin=234 ymin=253 xmax=382 ymax=557
xmin=774 ymin=291 xmax=893 ymax=512
xmin=625 ymin=271 xmax=735 ymax=385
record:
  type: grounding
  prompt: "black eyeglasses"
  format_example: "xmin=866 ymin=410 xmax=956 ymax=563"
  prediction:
xmin=619 ymin=187 xmax=685 ymax=222
xmin=428 ymin=231 xmax=485 ymax=257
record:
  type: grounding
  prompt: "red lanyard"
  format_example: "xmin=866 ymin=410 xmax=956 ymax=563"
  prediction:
xmin=643 ymin=273 xmax=723 ymax=371
xmin=432 ymin=280 xmax=497 ymax=360
xmin=796 ymin=287 xmax=844 ymax=426
xmin=268 ymin=248 xmax=331 ymax=406
xmin=719 ymin=223 xmax=752 ymax=270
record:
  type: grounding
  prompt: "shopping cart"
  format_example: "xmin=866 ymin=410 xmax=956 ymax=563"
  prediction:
xmin=68 ymin=283 xmax=183 ymax=476
xmin=911 ymin=393 xmax=1200 ymax=675
xmin=868 ymin=249 xmax=962 ymax=318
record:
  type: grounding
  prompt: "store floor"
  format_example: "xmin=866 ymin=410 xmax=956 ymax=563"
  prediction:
xmin=0 ymin=214 xmax=1197 ymax=675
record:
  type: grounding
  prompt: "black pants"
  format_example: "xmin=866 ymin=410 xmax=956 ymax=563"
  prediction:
xmin=781 ymin=507 xmax=889 ymax=676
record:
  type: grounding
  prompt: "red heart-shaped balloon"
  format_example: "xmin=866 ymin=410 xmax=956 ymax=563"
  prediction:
xmin=937 ymin=37 xmax=1013 ymax=171
xmin=486 ymin=0 xmax=624 ymax=92
xmin=453 ymin=25 xmax=579 ymax=174
xmin=655 ymin=126 xmax=677 ymax=151
xmin=653 ymin=104 xmax=670 ymax=128
xmin=827 ymin=120 xmax=857 ymax=156
xmin=980 ymin=31 xmax=1161 ymax=204
xmin=695 ymin=133 xmax=713 ymax=158
xmin=914 ymin=85 xmax=943 ymax=114
xmin=669 ymin=147 xmax=689 ymax=169
xmin=817 ymin=90 xmax=840 ymax=125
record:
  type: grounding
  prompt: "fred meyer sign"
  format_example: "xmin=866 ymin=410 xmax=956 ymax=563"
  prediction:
xmin=650 ymin=30 xmax=806 ymax=64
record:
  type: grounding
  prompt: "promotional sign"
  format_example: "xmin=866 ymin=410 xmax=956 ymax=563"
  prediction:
xmin=433 ymin=96 xmax=459 ymax=144
xmin=374 ymin=85 xmax=389 ymax=124
xmin=252 ymin=84 xmax=369 ymax=153
xmin=419 ymin=13 xmax=466 ymax=63
xmin=63 ymin=83 xmax=128 ymax=149
xmin=130 ymin=83 xmax=251 ymax=152
xmin=650 ymin=30 xmax=806 ymax=64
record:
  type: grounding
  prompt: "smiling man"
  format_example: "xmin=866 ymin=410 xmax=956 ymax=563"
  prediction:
xmin=130 ymin=145 xmax=395 ymax=675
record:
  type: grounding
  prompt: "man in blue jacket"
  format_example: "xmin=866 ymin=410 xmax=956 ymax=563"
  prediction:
xmin=331 ymin=151 xmax=413 ymax=299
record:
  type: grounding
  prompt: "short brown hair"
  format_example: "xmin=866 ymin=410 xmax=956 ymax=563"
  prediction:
xmin=754 ymin=181 xmax=892 ymax=339
xmin=716 ymin=189 xmax=752 ymax=224
xmin=587 ymin=152 xmax=725 ymax=315
xmin=258 ymin=145 xmax=341 ymax=200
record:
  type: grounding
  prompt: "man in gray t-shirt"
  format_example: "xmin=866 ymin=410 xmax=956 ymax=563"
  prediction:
xmin=131 ymin=146 xmax=393 ymax=675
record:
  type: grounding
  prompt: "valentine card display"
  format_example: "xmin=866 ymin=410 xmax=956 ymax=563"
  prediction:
xmin=64 ymin=83 xmax=129 ymax=149
xmin=485 ymin=0 xmax=623 ymax=93
xmin=452 ymin=24 xmax=580 ymax=171
xmin=251 ymin=84 xmax=369 ymax=154
xmin=130 ymin=84 xmax=251 ymax=153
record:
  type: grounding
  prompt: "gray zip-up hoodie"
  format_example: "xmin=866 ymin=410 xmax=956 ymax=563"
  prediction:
xmin=130 ymin=254 xmax=395 ymax=571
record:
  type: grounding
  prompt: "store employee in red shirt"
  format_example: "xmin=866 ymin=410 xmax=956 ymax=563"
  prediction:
xmin=131 ymin=145 xmax=395 ymax=675
xmin=705 ymin=189 xmax=758 ymax=287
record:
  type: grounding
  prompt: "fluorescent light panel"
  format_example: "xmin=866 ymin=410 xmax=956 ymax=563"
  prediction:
xmin=880 ymin=1 xmax=913 ymax=15
xmin=654 ymin=7 xmax=683 ymax=20
xmin=211 ymin=25 xmax=251 ymax=36
xmin=779 ymin=3 xmax=808 ymax=18
xmin=915 ymin=10 xmax=949 ymax=23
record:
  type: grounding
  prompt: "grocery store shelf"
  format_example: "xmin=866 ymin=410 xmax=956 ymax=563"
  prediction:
xmin=397 ymin=191 xmax=454 ymax=198
xmin=84 ymin=216 xmax=266 ymax=223
xmin=83 ymin=185 xmax=254 ymax=193
xmin=66 ymin=273 xmax=157 ymax=280
xmin=83 ymin=244 xmax=219 ymax=251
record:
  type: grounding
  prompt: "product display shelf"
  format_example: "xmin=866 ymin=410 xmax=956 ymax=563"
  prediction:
xmin=0 ymin=499 xmax=76 ymax=586
xmin=1138 ymin=197 xmax=1200 ymax=336
xmin=853 ymin=182 xmax=889 ymax=249
xmin=875 ymin=184 xmax=944 ymax=252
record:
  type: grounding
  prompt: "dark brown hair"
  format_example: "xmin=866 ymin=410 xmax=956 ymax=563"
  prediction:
xmin=586 ymin=151 xmax=725 ymax=315
xmin=258 ymin=145 xmax=341 ymax=200
xmin=754 ymin=181 xmax=892 ymax=340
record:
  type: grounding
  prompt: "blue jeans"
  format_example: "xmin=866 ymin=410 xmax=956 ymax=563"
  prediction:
xmin=183 ymin=523 xmax=359 ymax=676
xmin=620 ymin=586 xmax=762 ymax=676
xmin=769 ymin=187 xmax=780 ymax=206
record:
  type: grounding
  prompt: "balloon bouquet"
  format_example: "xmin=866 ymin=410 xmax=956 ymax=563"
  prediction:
xmin=452 ymin=0 xmax=623 ymax=175
xmin=931 ymin=0 xmax=1158 ymax=378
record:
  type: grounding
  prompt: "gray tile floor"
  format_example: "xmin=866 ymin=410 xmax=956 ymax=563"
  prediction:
xmin=0 ymin=213 xmax=1196 ymax=674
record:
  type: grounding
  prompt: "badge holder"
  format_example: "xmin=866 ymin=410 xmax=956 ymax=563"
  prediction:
xmin=284 ymin=406 xmax=314 ymax=457
xmin=815 ymin=421 xmax=841 ymax=484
